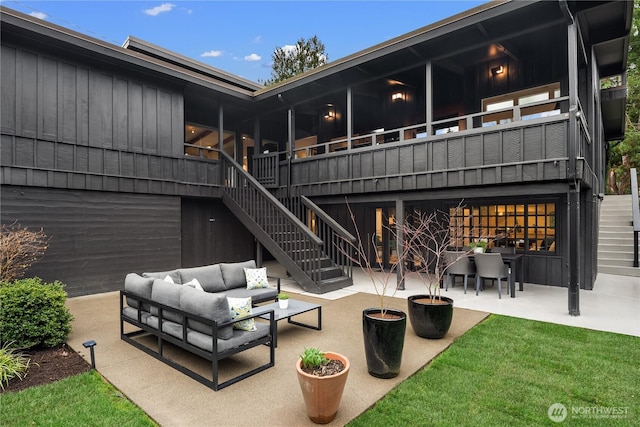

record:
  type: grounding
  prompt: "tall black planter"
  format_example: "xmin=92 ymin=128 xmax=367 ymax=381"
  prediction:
xmin=362 ymin=308 xmax=407 ymax=379
xmin=407 ymin=295 xmax=454 ymax=339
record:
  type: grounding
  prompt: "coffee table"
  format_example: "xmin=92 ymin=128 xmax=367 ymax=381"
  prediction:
xmin=254 ymin=299 xmax=322 ymax=347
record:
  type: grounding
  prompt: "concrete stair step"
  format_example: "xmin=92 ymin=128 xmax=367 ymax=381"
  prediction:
xmin=598 ymin=265 xmax=640 ymax=277
xmin=598 ymin=256 xmax=635 ymax=266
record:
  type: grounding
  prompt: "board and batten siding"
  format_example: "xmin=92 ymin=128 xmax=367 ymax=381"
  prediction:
xmin=0 ymin=44 xmax=183 ymax=155
xmin=1 ymin=186 xmax=182 ymax=297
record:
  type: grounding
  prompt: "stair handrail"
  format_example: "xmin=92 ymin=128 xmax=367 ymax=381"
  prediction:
xmin=631 ymin=168 xmax=639 ymax=267
xmin=301 ymin=196 xmax=356 ymax=244
xmin=219 ymin=150 xmax=322 ymax=246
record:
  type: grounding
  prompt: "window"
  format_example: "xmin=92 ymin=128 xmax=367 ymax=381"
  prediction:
xmin=481 ymin=83 xmax=561 ymax=127
xmin=449 ymin=202 xmax=556 ymax=253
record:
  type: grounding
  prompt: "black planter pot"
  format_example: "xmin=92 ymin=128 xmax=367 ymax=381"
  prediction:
xmin=362 ymin=308 xmax=407 ymax=379
xmin=407 ymin=295 xmax=454 ymax=339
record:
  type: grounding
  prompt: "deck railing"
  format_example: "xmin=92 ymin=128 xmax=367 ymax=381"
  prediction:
xmin=219 ymin=151 xmax=325 ymax=286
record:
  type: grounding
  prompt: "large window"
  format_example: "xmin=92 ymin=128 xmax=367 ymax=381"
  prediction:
xmin=449 ymin=202 xmax=556 ymax=253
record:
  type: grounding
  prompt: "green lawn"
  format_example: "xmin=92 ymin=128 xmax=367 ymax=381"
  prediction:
xmin=0 ymin=370 xmax=157 ymax=426
xmin=349 ymin=315 xmax=639 ymax=427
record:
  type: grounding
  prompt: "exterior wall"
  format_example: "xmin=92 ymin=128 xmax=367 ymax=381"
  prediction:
xmin=1 ymin=186 xmax=181 ymax=296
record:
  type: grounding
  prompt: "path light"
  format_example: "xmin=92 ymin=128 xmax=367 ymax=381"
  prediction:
xmin=83 ymin=340 xmax=97 ymax=369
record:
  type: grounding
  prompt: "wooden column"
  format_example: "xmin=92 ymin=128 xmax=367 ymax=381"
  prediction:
xmin=396 ymin=198 xmax=405 ymax=290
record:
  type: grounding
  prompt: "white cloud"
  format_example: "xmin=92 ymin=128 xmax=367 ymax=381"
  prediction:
xmin=245 ymin=53 xmax=261 ymax=61
xmin=253 ymin=36 xmax=262 ymax=44
xmin=201 ymin=50 xmax=223 ymax=58
xmin=144 ymin=3 xmax=175 ymax=16
xmin=29 ymin=11 xmax=47 ymax=20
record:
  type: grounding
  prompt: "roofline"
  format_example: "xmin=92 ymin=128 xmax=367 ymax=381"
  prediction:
xmin=0 ymin=6 xmax=256 ymax=101
xmin=253 ymin=0 xmax=509 ymax=96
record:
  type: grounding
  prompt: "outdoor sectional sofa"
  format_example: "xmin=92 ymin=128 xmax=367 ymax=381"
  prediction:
xmin=120 ymin=260 xmax=280 ymax=390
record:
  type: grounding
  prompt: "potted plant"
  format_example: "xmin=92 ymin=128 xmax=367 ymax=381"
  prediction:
xmin=337 ymin=202 xmax=407 ymax=379
xmin=401 ymin=206 xmax=470 ymax=339
xmin=296 ymin=347 xmax=350 ymax=424
xmin=469 ymin=240 xmax=488 ymax=253
xmin=277 ymin=292 xmax=290 ymax=309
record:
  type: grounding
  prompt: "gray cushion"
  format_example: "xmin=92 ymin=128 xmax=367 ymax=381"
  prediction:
xmin=124 ymin=273 xmax=153 ymax=310
xmin=178 ymin=264 xmax=225 ymax=293
xmin=180 ymin=286 xmax=233 ymax=340
xmin=122 ymin=306 xmax=151 ymax=324
xmin=186 ymin=322 xmax=270 ymax=354
xmin=150 ymin=279 xmax=183 ymax=323
xmin=224 ymin=287 xmax=278 ymax=304
xmin=143 ymin=270 xmax=182 ymax=284
xmin=146 ymin=316 xmax=183 ymax=339
xmin=220 ymin=260 xmax=256 ymax=289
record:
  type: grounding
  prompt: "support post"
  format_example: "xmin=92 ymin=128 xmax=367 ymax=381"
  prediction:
xmin=568 ymin=182 xmax=581 ymax=316
xmin=396 ymin=199 xmax=405 ymax=290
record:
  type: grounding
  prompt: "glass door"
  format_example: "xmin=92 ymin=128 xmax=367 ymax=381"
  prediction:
xmin=375 ymin=207 xmax=396 ymax=270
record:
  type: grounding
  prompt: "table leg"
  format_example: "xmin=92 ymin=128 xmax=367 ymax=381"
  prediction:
xmin=509 ymin=259 xmax=516 ymax=298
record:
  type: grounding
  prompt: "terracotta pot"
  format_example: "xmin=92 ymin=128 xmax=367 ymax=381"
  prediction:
xmin=296 ymin=351 xmax=350 ymax=424
xmin=362 ymin=308 xmax=406 ymax=378
xmin=407 ymin=295 xmax=454 ymax=339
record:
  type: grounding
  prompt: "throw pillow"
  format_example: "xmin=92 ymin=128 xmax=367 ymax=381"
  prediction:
xmin=227 ymin=297 xmax=257 ymax=331
xmin=164 ymin=275 xmax=175 ymax=284
xmin=244 ymin=267 xmax=269 ymax=290
xmin=183 ymin=278 xmax=204 ymax=291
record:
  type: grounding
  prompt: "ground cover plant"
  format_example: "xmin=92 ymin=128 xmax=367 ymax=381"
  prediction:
xmin=0 ymin=370 xmax=157 ymax=427
xmin=348 ymin=315 xmax=639 ymax=427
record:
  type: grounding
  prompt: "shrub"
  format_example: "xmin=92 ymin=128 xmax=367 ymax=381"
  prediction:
xmin=0 ymin=222 xmax=49 ymax=282
xmin=0 ymin=278 xmax=74 ymax=349
xmin=0 ymin=343 xmax=31 ymax=390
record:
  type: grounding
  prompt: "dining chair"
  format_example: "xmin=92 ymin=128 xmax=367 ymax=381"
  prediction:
xmin=444 ymin=251 xmax=475 ymax=294
xmin=474 ymin=253 xmax=510 ymax=299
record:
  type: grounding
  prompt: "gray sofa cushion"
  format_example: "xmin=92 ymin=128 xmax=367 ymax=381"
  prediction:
xmin=150 ymin=279 xmax=183 ymax=323
xmin=186 ymin=322 xmax=270 ymax=353
xmin=224 ymin=287 xmax=278 ymax=304
xmin=124 ymin=273 xmax=153 ymax=310
xmin=178 ymin=264 xmax=225 ymax=293
xmin=220 ymin=260 xmax=256 ymax=289
xmin=143 ymin=269 xmax=182 ymax=284
xmin=180 ymin=286 xmax=233 ymax=340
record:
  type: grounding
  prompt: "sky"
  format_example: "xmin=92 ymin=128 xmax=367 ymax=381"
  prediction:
xmin=3 ymin=0 xmax=486 ymax=83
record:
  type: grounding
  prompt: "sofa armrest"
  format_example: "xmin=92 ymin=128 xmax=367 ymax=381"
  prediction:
xmin=267 ymin=276 xmax=281 ymax=294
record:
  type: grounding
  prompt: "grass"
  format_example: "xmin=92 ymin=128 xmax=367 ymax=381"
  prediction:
xmin=0 ymin=370 xmax=157 ymax=427
xmin=348 ymin=315 xmax=639 ymax=427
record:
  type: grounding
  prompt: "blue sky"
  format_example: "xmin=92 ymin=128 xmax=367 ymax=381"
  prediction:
xmin=3 ymin=1 xmax=486 ymax=83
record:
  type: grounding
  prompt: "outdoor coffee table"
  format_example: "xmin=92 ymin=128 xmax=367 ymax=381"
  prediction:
xmin=254 ymin=299 xmax=322 ymax=347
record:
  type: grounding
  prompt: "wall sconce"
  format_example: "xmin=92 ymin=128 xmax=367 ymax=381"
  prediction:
xmin=391 ymin=91 xmax=405 ymax=101
xmin=491 ymin=65 xmax=504 ymax=77
xmin=323 ymin=104 xmax=336 ymax=120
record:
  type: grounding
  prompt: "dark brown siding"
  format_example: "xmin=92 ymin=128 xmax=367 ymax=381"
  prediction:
xmin=0 ymin=44 xmax=184 ymax=156
xmin=1 ymin=186 xmax=181 ymax=296
xmin=181 ymin=198 xmax=254 ymax=268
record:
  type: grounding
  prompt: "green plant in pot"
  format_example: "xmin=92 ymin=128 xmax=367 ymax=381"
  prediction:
xmin=277 ymin=292 xmax=290 ymax=309
xmin=337 ymin=201 xmax=407 ymax=379
xmin=296 ymin=347 xmax=350 ymax=424
xmin=469 ymin=239 xmax=488 ymax=253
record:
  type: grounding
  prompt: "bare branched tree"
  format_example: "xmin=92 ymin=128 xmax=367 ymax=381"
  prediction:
xmin=336 ymin=201 xmax=411 ymax=317
xmin=0 ymin=221 xmax=50 ymax=282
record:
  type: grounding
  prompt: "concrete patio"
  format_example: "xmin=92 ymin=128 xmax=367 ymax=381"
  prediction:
xmin=65 ymin=266 xmax=638 ymax=426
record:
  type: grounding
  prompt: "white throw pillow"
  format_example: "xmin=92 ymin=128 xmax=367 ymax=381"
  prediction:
xmin=163 ymin=275 xmax=175 ymax=284
xmin=183 ymin=278 xmax=204 ymax=291
xmin=244 ymin=267 xmax=269 ymax=290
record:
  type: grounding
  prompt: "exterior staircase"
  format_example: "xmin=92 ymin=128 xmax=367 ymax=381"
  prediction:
xmin=598 ymin=194 xmax=640 ymax=277
xmin=219 ymin=152 xmax=354 ymax=293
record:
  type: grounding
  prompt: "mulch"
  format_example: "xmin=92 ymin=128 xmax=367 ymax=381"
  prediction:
xmin=2 ymin=344 xmax=91 ymax=393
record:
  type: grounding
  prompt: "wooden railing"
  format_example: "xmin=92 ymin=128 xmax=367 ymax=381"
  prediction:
xmin=282 ymin=195 xmax=356 ymax=279
xmin=219 ymin=151 xmax=326 ymax=289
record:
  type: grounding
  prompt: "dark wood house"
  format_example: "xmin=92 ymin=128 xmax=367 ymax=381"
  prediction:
xmin=0 ymin=1 xmax=631 ymax=314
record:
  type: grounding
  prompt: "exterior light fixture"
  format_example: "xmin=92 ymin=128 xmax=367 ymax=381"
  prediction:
xmin=323 ymin=104 xmax=336 ymax=120
xmin=83 ymin=339 xmax=97 ymax=369
xmin=391 ymin=91 xmax=405 ymax=101
xmin=491 ymin=65 xmax=504 ymax=76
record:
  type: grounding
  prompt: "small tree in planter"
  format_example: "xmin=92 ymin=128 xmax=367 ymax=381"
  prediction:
xmin=336 ymin=201 xmax=411 ymax=378
xmin=399 ymin=204 xmax=475 ymax=338
xmin=296 ymin=347 xmax=350 ymax=424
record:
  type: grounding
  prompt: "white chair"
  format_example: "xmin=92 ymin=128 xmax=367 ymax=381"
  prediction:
xmin=474 ymin=253 xmax=510 ymax=299
xmin=444 ymin=251 xmax=475 ymax=294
